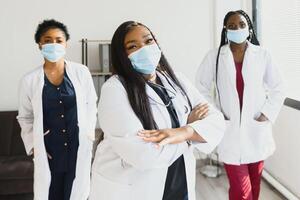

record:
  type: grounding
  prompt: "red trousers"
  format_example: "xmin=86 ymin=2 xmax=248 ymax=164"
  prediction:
xmin=224 ymin=161 xmax=264 ymax=200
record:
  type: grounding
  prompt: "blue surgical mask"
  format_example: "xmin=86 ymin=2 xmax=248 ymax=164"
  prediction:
xmin=227 ymin=28 xmax=249 ymax=44
xmin=41 ymin=43 xmax=66 ymax=62
xmin=128 ymin=43 xmax=161 ymax=75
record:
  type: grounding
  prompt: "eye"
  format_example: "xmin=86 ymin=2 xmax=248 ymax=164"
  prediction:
xmin=126 ymin=44 xmax=137 ymax=50
xmin=240 ymin=23 xmax=247 ymax=29
xmin=227 ymin=24 xmax=238 ymax=30
xmin=57 ymin=40 xmax=63 ymax=43
xmin=146 ymin=38 xmax=154 ymax=44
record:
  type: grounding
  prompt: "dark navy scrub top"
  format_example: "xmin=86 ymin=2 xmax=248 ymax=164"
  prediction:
xmin=148 ymin=79 xmax=188 ymax=200
xmin=42 ymin=70 xmax=79 ymax=172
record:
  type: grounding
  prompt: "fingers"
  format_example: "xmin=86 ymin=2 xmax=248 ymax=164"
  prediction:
xmin=197 ymin=104 xmax=209 ymax=113
xmin=47 ymin=152 xmax=52 ymax=160
xmin=44 ymin=130 xmax=50 ymax=136
xmin=200 ymin=112 xmax=208 ymax=119
xmin=142 ymin=134 xmax=167 ymax=143
xmin=194 ymin=103 xmax=209 ymax=110
xmin=189 ymin=103 xmax=209 ymax=121
xmin=192 ymin=103 xmax=209 ymax=115
xmin=138 ymin=130 xmax=159 ymax=137
xmin=138 ymin=129 xmax=168 ymax=143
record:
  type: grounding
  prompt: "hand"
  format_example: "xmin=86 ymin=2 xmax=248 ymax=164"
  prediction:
xmin=138 ymin=126 xmax=194 ymax=148
xmin=187 ymin=103 xmax=209 ymax=123
xmin=47 ymin=152 xmax=52 ymax=160
xmin=255 ymin=113 xmax=269 ymax=122
xmin=30 ymin=148 xmax=52 ymax=160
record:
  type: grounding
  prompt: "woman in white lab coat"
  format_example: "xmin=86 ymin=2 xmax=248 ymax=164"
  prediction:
xmin=196 ymin=10 xmax=285 ymax=200
xmin=17 ymin=19 xmax=97 ymax=200
xmin=90 ymin=21 xmax=225 ymax=200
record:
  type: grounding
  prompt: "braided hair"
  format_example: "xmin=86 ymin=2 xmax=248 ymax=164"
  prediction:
xmin=215 ymin=10 xmax=260 ymax=115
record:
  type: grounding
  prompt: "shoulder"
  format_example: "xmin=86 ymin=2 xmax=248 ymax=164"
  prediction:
xmin=102 ymin=75 xmax=124 ymax=89
xmin=174 ymin=71 xmax=188 ymax=81
xmin=248 ymin=43 xmax=270 ymax=57
xmin=201 ymin=48 xmax=219 ymax=61
xmin=207 ymin=48 xmax=219 ymax=57
xmin=173 ymin=71 xmax=193 ymax=89
xmin=199 ymin=48 xmax=220 ymax=68
xmin=21 ymin=65 xmax=43 ymax=85
xmin=99 ymin=75 xmax=129 ymax=106
xmin=101 ymin=75 xmax=126 ymax=93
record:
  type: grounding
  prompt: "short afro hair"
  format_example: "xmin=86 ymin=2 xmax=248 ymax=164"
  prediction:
xmin=34 ymin=19 xmax=70 ymax=44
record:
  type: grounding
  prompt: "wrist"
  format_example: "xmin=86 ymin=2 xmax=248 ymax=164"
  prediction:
xmin=183 ymin=125 xmax=194 ymax=140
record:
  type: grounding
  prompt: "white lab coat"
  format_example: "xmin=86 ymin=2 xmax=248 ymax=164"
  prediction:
xmin=90 ymin=71 xmax=225 ymax=200
xmin=17 ymin=61 xmax=97 ymax=200
xmin=196 ymin=41 xmax=285 ymax=165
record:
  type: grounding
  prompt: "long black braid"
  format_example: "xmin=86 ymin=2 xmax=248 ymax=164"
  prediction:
xmin=215 ymin=10 xmax=260 ymax=116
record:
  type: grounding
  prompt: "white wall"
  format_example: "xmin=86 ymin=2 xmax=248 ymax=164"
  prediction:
xmin=0 ymin=0 xmax=214 ymax=111
xmin=265 ymin=106 xmax=300 ymax=198
xmin=256 ymin=0 xmax=300 ymax=198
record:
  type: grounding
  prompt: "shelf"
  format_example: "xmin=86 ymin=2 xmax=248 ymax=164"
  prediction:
xmin=90 ymin=70 xmax=112 ymax=76
xmin=79 ymin=39 xmax=111 ymax=44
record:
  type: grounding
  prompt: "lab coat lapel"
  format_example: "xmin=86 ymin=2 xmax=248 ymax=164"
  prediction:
xmin=220 ymin=44 xmax=237 ymax=87
xmin=145 ymin=82 xmax=172 ymax=128
xmin=30 ymin=66 xmax=52 ymax=199
xmin=64 ymin=61 xmax=92 ymax=200
xmin=65 ymin=61 xmax=84 ymax=130
xmin=241 ymin=42 xmax=259 ymax=86
xmin=157 ymin=71 xmax=190 ymax=126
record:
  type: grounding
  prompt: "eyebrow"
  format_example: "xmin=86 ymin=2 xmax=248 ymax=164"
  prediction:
xmin=43 ymin=36 xmax=64 ymax=39
xmin=227 ymin=20 xmax=246 ymax=26
xmin=125 ymin=34 xmax=152 ymax=45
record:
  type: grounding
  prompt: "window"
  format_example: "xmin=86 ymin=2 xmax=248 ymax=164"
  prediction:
xmin=256 ymin=0 xmax=300 ymax=101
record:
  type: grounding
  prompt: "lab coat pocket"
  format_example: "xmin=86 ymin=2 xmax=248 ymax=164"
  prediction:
xmin=251 ymin=119 xmax=271 ymax=133
xmin=225 ymin=119 xmax=231 ymax=130
xmin=120 ymin=159 xmax=132 ymax=169
xmin=86 ymin=138 xmax=94 ymax=152
xmin=248 ymin=119 xmax=272 ymax=148
xmin=90 ymin=172 xmax=133 ymax=200
xmin=253 ymin=118 xmax=270 ymax=127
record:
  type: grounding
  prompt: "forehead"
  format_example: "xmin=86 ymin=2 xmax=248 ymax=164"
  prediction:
xmin=124 ymin=26 xmax=151 ymax=42
xmin=41 ymin=28 xmax=65 ymax=38
xmin=227 ymin=13 xmax=247 ymax=25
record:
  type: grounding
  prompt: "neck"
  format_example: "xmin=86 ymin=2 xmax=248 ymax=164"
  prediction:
xmin=229 ymin=41 xmax=247 ymax=52
xmin=43 ymin=59 xmax=65 ymax=72
xmin=143 ymin=71 xmax=157 ymax=83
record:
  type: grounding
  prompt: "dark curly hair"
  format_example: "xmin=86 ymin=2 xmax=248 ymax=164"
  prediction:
xmin=34 ymin=19 xmax=70 ymax=43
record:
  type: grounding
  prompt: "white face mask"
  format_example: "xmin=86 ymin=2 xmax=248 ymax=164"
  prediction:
xmin=128 ymin=43 xmax=161 ymax=75
xmin=226 ymin=28 xmax=249 ymax=44
xmin=41 ymin=43 xmax=66 ymax=62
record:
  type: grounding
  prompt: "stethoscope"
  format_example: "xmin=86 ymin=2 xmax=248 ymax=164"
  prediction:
xmin=147 ymin=71 xmax=190 ymax=114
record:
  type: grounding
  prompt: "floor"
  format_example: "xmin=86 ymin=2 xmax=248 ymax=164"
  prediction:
xmin=0 ymin=161 xmax=286 ymax=200
xmin=195 ymin=160 xmax=287 ymax=200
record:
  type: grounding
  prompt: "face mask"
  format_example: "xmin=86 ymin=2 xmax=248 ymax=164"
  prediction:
xmin=226 ymin=28 xmax=249 ymax=44
xmin=128 ymin=43 xmax=161 ymax=75
xmin=41 ymin=43 xmax=66 ymax=62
